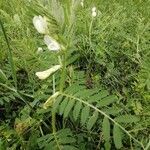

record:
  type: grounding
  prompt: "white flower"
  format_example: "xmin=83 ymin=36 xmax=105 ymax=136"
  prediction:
xmin=92 ymin=7 xmax=96 ymax=12
xmin=91 ymin=7 xmax=97 ymax=17
xmin=81 ymin=0 xmax=84 ymax=7
xmin=44 ymin=35 xmax=60 ymax=51
xmin=92 ymin=11 xmax=97 ymax=17
xmin=36 ymin=65 xmax=61 ymax=80
xmin=33 ymin=15 xmax=48 ymax=34
xmin=36 ymin=47 xmax=43 ymax=54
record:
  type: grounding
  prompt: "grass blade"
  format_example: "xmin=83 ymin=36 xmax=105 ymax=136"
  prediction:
xmin=0 ymin=20 xmax=17 ymax=88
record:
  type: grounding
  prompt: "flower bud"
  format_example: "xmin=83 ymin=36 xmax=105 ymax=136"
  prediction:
xmin=37 ymin=47 xmax=43 ymax=54
xmin=92 ymin=7 xmax=96 ymax=12
xmin=36 ymin=65 xmax=61 ymax=80
xmin=43 ymin=92 xmax=60 ymax=109
xmin=91 ymin=6 xmax=97 ymax=17
xmin=81 ymin=0 xmax=84 ymax=7
xmin=92 ymin=11 xmax=97 ymax=17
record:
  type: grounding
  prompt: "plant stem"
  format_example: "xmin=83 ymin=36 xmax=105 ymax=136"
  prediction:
xmin=52 ymin=111 xmax=56 ymax=133
xmin=145 ymin=139 xmax=150 ymax=150
xmin=52 ymin=75 xmax=61 ymax=149
xmin=89 ymin=18 xmax=94 ymax=46
xmin=39 ymin=126 xmax=44 ymax=136
xmin=59 ymin=53 xmax=66 ymax=92
xmin=52 ymin=74 xmax=56 ymax=133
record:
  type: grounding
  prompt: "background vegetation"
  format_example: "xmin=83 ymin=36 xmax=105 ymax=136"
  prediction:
xmin=0 ymin=0 xmax=150 ymax=149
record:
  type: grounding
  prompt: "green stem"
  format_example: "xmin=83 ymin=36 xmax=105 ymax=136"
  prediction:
xmin=52 ymin=75 xmax=60 ymax=148
xmin=145 ymin=140 xmax=150 ymax=150
xmin=39 ymin=126 xmax=44 ymax=136
xmin=52 ymin=111 xmax=56 ymax=133
xmin=59 ymin=54 xmax=66 ymax=92
xmin=51 ymin=77 xmax=60 ymax=149
xmin=89 ymin=18 xmax=94 ymax=46
xmin=58 ymin=51 xmax=67 ymax=130
xmin=53 ymin=75 xmax=56 ymax=94
xmin=52 ymin=74 xmax=56 ymax=133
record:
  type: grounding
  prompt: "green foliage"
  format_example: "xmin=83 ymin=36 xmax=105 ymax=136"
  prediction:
xmin=51 ymin=83 xmax=145 ymax=149
xmin=73 ymin=101 xmax=82 ymax=121
xmin=81 ymin=106 xmax=90 ymax=126
xmin=102 ymin=117 xmax=110 ymax=142
xmin=87 ymin=110 xmax=98 ymax=130
xmin=0 ymin=69 xmax=7 ymax=83
xmin=52 ymin=84 xmax=120 ymax=128
xmin=113 ymin=124 xmax=123 ymax=149
xmin=115 ymin=115 xmax=139 ymax=123
xmin=0 ymin=0 xmax=149 ymax=149
xmin=37 ymin=128 xmax=78 ymax=150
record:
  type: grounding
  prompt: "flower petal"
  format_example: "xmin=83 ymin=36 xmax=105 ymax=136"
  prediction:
xmin=44 ymin=35 xmax=60 ymax=51
xmin=48 ymin=43 xmax=60 ymax=51
xmin=92 ymin=11 xmax=97 ymax=17
xmin=92 ymin=7 xmax=96 ymax=12
xmin=33 ymin=15 xmax=48 ymax=34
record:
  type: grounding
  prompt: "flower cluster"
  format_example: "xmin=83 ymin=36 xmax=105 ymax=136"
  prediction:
xmin=92 ymin=7 xmax=97 ymax=17
xmin=33 ymin=15 xmax=61 ymax=51
xmin=33 ymin=15 xmax=62 ymax=80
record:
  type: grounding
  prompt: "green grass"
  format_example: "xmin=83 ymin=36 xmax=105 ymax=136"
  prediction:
xmin=0 ymin=0 xmax=150 ymax=149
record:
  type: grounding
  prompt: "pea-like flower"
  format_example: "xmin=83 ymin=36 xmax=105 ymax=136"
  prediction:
xmin=92 ymin=7 xmax=96 ymax=12
xmin=33 ymin=15 xmax=48 ymax=34
xmin=44 ymin=35 xmax=60 ymax=51
xmin=43 ymin=91 xmax=60 ymax=109
xmin=36 ymin=65 xmax=61 ymax=80
xmin=92 ymin=11 xmax=97 ymax=17
xmin=92 ymin=7 xmax=97 ymax=17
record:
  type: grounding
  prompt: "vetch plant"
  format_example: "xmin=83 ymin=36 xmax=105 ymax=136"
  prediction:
xmin=30 ymin=4 xmax=148 ymax=150
xmin=32 ymin=12 xmax=67 ymax=142
xmin=33 ymin=15 xmax=63 ymax=83
xmin=0 ymin=1 xmax=148 ymax=149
